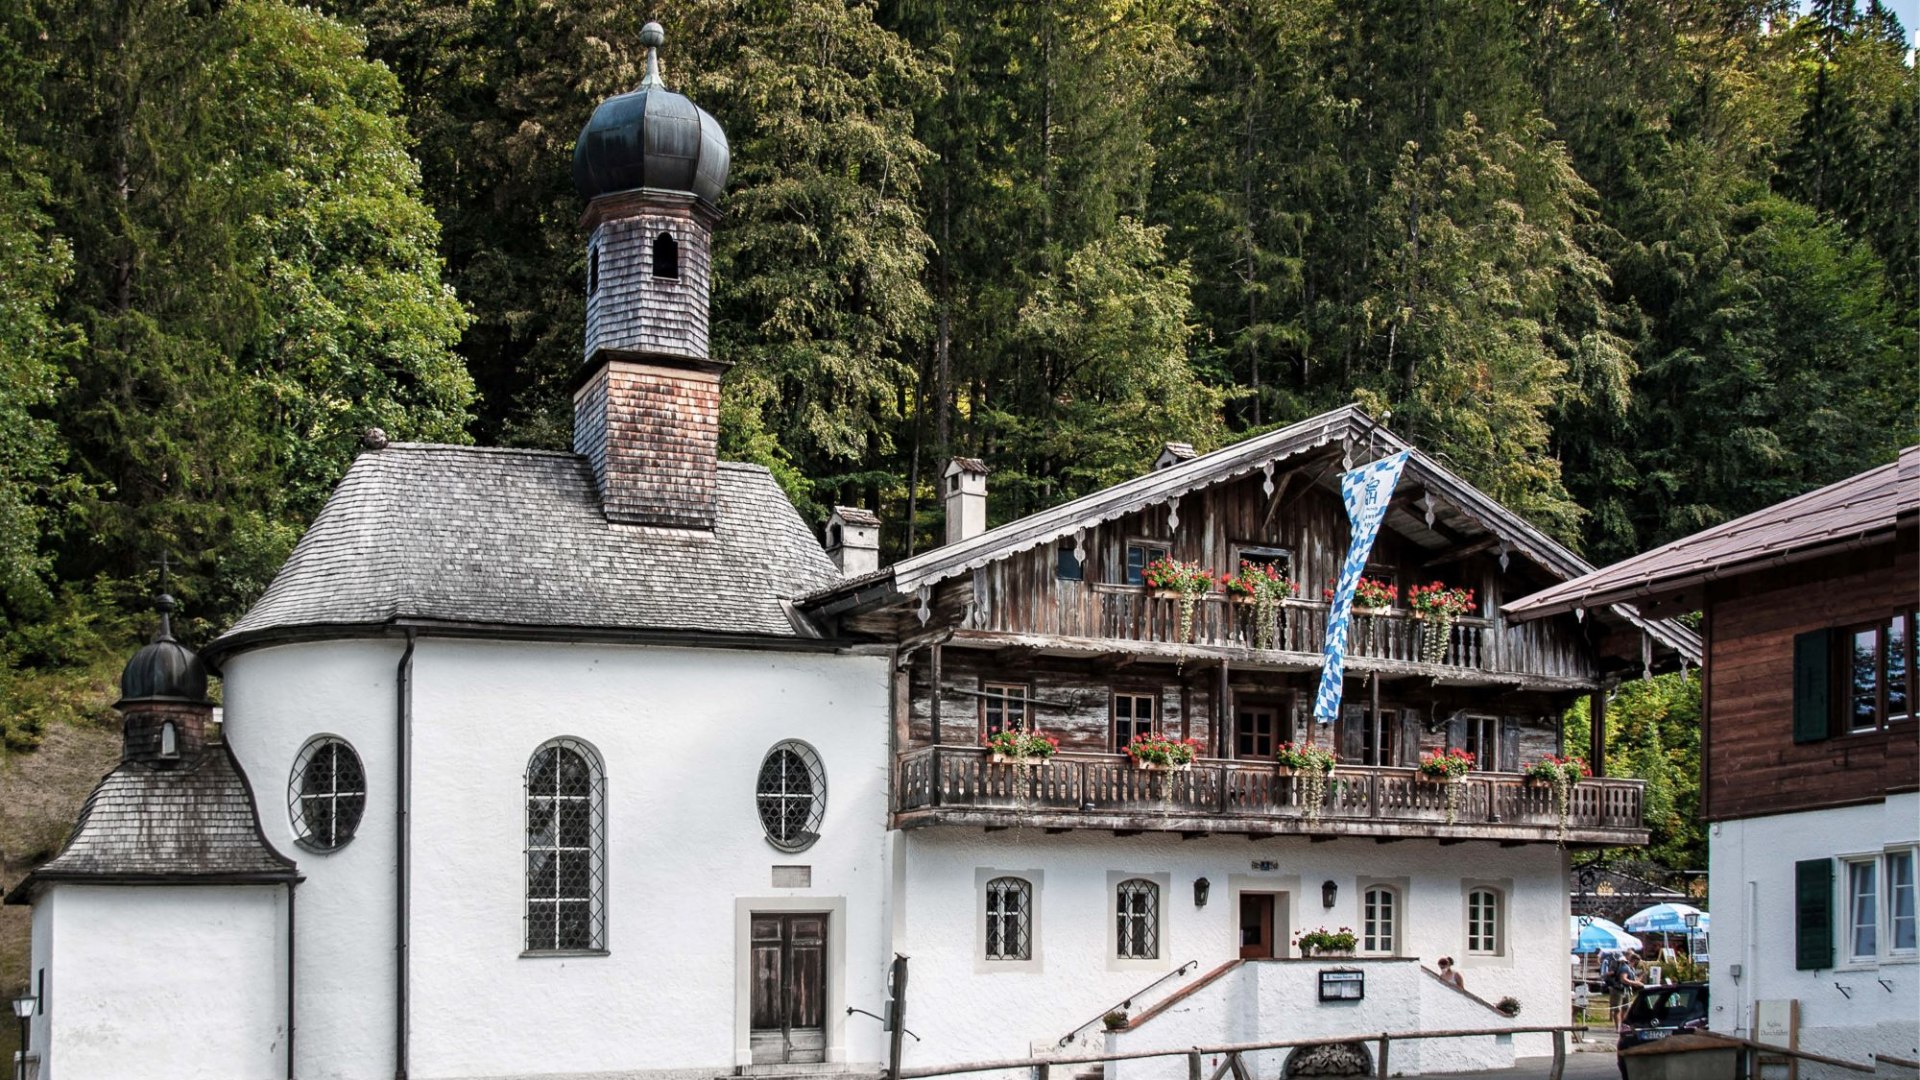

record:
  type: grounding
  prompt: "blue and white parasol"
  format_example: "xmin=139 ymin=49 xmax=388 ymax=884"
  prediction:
xmin=1570 ymin=915 xmax=1643 ymax=955
xmin=1625 ymin=903 xmax=1710 ymax=936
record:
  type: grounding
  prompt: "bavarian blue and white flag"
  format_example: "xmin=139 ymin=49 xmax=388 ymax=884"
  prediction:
xmin=1312 ymin=450 xmax=1411 ymax=724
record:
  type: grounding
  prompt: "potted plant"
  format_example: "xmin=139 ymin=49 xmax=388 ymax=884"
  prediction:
xmin=1143 ymin=556 xmax=1216 ymax=646
xmin=1523 ymin=754 xmax=1590 ymax=841
xmin=1418 ymin=747 xmax=1476 ymax=824
xmin=1352 ymin=577 xmax=1398 ymax=614
xmin=1225 ymin=561 xmax=1297 ymax=650
xmin=1406 ymin=582 xmax=1474 ymax=664
xmin=1275 ymin=742 xmax=1338 ymax=823
xmin=1293 ymin=926 xmax=1357 ymax=958
xmin=1103 ymin=1010 xmax=1130 ymax=1031
xmin=1495 ymin=997 xmax=1522 ymax=1017
xmin=984 ymin=727 xmax=1060 ymax=765
xmin=1125 ymin=731 xmax=1200 ymax=772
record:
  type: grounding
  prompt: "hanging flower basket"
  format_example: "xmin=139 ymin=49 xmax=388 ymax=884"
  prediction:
xmin=1408 ymin=583 xmax=1474 ymax=665
xmin=1142 ymin=557 xmax=1216 ymax=649
xmin=1125 ymin=731 xmax=1200 ymax=771
xmin=1524 ymin=755 xmax=1591 ymax=843
xmin=983 ymin=728 xmax=1059 ymax=766
xmin=1276 ymin=743 xmax=1338 ymax=822
xmin=1225 ymin=561 xmax=1298 ymax=651
xmin=1418 ymin=748 xmax=1476 ymax=825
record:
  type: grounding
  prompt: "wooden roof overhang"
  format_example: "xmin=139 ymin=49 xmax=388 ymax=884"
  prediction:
xmin=801 ymin=406 xmax=1700 ymax=666
xmin=1506 ymin=446 xmax=1919 ymax=623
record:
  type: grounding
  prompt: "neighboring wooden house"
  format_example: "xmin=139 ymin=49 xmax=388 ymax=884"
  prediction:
xmin=800 ymin=412 xmax=1697 ymax=1067
xmin=1509 ymin=448 xmax=1918 ymax=1071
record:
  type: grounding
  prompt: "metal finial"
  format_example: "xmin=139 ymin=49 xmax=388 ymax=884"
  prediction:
xmin=639 ymin=21 xmax=667 ymax=88
xmin=153 ymin=592 xmax=177 ymax=643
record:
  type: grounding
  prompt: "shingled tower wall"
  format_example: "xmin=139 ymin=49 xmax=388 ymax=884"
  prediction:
xmin=571 ymin=23 xmax=731 ymax=531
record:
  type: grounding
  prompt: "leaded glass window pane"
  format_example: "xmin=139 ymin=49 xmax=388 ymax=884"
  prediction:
xmin=757 ymin=740 xmax=827 ymax=852
xmin=288 ymin=736 xmax=367 ymax=852
xmin=525 ymin=738 xmax=605 ymax=952
xmin=986 ymin=877 xmax=1033 ymax=961
xmin=1116 ymin=879 xmax=1159 ymax=959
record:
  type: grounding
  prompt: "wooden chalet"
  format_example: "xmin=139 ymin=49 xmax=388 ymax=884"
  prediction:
xmin=802 ymin=407 xmax=1699 ymax=847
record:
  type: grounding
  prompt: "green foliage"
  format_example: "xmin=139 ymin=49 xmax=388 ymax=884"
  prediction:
xmin=1564 ymin=672 xmax=1706 ymax=870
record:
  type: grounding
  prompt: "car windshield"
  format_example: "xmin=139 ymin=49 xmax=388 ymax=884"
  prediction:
xmin=1626 ymin=986 xmax=1705 ymax=1026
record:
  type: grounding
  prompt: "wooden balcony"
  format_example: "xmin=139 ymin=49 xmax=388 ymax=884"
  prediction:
xmin=894 ymin=747 xmax=1648 ymax=846
xmin=960 ymin=592 xmax=1596 ymax=689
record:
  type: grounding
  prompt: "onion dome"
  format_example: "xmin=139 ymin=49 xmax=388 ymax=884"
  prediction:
xmin=573 ymin=22 xmax=731 ymax=205
xmin=118 ymin=593 xmax=210 ymax=706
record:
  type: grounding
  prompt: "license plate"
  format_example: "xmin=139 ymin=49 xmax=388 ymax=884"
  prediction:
xmin=1640 ymin=1029 xmax=1672 ymax=1041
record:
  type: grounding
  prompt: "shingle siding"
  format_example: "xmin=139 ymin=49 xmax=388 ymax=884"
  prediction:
xmin=594 ymin=359 xmax=721 ymax=529
xmin=584 ymin=207 xmax=712 ymax=364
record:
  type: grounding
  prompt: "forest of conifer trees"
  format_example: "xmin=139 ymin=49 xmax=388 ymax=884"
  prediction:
xmin=0 ymin=0 xmax=1914 ymax=765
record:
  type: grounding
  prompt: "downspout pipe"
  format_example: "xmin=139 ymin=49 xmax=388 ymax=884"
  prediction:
xmin=287 ymin=880 xmax=297 ymax=1080
xmin=395 ymin=630 xmax=416 ymax=1080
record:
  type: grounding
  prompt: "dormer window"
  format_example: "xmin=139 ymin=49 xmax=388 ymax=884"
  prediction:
xmin=158 ymin=721 xmax=178 ymax=760
xmin=653 ymin=232 xmax=679 ymax=279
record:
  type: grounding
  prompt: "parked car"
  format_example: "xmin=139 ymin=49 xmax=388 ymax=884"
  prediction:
xmin=1616 ymin=982 xmax=1710 ymax=1076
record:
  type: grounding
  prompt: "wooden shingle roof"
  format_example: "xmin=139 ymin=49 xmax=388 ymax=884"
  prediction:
xmin=209 ymin=444 xmax=840 ymax=658
xmin=4 ymin=745 xmax=297 ymax=903
xmin=1506 ymin=446 xmax=1918 ymax=621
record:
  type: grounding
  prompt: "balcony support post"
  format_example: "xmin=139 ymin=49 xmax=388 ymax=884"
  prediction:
xmin=1587 ymin=690 xmax=1606 ymax=778
xmin=930 ymin=643 xmax=944 ymax=746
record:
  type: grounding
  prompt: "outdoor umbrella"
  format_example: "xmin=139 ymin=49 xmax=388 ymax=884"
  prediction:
xmin=1570 ymin=915 xmax=1642 ymax=954
xmin=1625 ymin=903 xmax=1710 ymax=935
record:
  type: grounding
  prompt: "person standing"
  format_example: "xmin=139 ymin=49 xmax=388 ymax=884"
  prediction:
xmin=1438 ymin=956 xmax=1466 ymax=989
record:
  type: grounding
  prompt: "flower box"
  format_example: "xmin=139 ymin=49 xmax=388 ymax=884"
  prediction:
xmin=990 ymin=753 xmax=1047 ymax=766
xmin=1149 ymin=588 xmax=1181 ymax=601
xmin=1305 ymin=946 xmax=1355 ymax=958
xmin=1134 ymin=759 xmax=1190 ymax=773
xmin=1275 ymin=765 xmax=1295 ymax=778
xmin=1354 ymin=606 xmax=1391 ymax=618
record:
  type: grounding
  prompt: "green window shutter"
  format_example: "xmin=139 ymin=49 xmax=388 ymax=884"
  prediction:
xmin=1793 ymin=629 xmax=1833 ymax=744
xmin=1795 ymin=858 xmax=1834 ymax=971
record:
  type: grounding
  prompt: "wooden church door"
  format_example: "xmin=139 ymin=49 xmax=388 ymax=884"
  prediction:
xmin=751 ymin=913 xmax=828 ymax=1064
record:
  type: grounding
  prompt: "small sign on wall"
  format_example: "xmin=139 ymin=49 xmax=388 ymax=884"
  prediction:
xmin=1319 ymin=969 xmax=1364 ymax=1002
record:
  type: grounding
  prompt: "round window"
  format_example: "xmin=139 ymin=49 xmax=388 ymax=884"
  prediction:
xmin=756 ymin=740 xmax=826 ymax=852
xmin=289 ymin=736 xmax=367 ymax=852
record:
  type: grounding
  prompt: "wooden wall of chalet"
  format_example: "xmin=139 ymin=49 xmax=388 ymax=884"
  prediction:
xmin=899 ymin=649 xmax=1569 ymax=767
xmin=1703 ymin=531 xmax=1920 ymax=821
xmin=959 ymin=470 xmax=1595 ymax=683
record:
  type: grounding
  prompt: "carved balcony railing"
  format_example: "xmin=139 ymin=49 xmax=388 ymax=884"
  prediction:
xmin=893 ymin=747 xmax=1647 ymax=845
xmin=965 ymin=592 xmax=1596 ymax=685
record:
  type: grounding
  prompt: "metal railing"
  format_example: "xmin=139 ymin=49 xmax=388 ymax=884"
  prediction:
xmin=1056 ymin=961 xmax=1201 ymax=1049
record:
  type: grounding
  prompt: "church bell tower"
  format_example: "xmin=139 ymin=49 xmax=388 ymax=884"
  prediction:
xmin=572 ymin=22 xmax=732 ymax=529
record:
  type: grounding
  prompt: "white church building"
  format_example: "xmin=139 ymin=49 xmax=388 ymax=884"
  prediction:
xmin=8 ymin=25 xmax=1697 ymax=1080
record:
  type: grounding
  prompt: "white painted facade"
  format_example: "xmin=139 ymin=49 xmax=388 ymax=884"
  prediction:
xmin=889 ymin=829 xmax=1565 ymax=1070
xmin=220 ymin=636 xmax=895 ymax=1080
xmin=1707 ymin=793 xmax=1919 ymax=1075
xmin=30 ymin=884 xmax=289 ymax=1080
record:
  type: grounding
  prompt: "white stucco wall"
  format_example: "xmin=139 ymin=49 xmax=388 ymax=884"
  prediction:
xmin=891 ymin=829 xmax=1567 ymax=1073
xmin=1708 ymin=794 xmax=1920 ymax=1076
xmin=226 ymin=635 xmax=894 ymax=1080
xmin=38 ymin=884 xmax=287 ymax=1080
xmin=1104 ymin=959 xmax=1518 ymax=1080
xmin=222 ymin=638 xmax=406 ymax=1080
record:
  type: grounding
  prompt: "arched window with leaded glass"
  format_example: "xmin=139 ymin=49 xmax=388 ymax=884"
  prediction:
xmin=525 ymin=738 xmax=606 ymax=953
xmin=756 ymin=740 xmax=826 ymax=853
xmin=1116 ymin=878 xmax=1159 ymax=959
xmin=985 ymin=877 xmax=1033 ymax=961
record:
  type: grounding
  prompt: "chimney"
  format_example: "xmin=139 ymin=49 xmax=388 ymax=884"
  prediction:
xmin=1153 ymin=442 xmax=1197 ymax=471
xmin=570 ymin=24 xmax=733 ymax=530
xmin=824 ymin=506 xmax=881 ymax=576
xmin=943 ymin=457 xmax=988 ymax=545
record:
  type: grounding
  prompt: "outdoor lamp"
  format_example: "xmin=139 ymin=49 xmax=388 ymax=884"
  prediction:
xmin=7 ymin=996 xmax=30 ymax=1020
xmin=1193 ymin=877 xmax=1210 ymax=907
xmin=1322 ymin=880 xmax=1338 ymax=909
xmin=12 ymin=992 xmax=34 ymax=1080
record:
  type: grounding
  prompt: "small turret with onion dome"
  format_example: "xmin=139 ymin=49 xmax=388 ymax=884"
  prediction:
xmin=571 ymin=22 xmax=733 ymax=532
xmin=117 ymin=590 xmax=215 ymax=768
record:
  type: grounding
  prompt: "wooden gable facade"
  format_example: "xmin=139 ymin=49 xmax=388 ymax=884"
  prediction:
xmin=807 ymin=410 xmax=1690 ymax=846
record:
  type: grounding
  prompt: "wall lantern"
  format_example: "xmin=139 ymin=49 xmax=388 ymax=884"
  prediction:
xmin=12 ymin=993 xmax=36 ymax=1080
xmin=1193 ymin=877 xmax=1211 ymax=907
xmin=1321 ymin=880 xmax=1338 ymax=909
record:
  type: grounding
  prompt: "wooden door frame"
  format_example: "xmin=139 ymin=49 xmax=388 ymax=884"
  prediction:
xmin=1228 ymin=875 xmax=1298 ymax=960
xmin=734 ymin=896 xmax=847 ymax=1067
